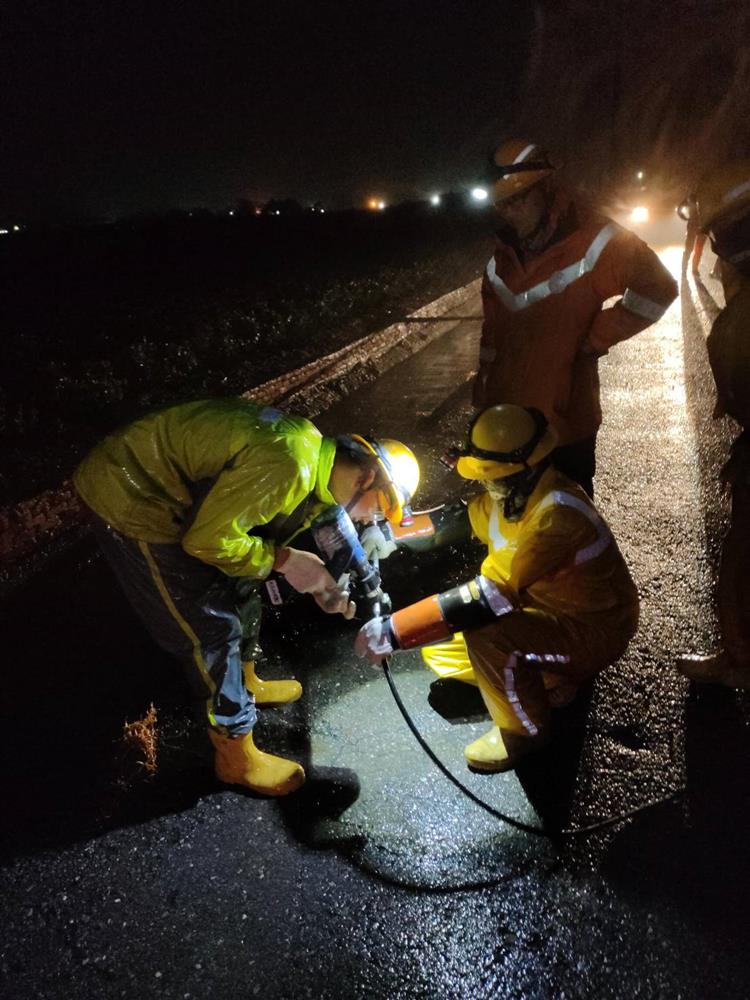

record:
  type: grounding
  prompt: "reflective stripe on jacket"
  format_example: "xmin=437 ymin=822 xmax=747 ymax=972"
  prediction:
xmin=474 ymin=190 xmax=678 ymax=444
xmin=467 ymin=467 xmax=639 ymax=625
xmin=74 ymin=399 xmax=337 ymax=578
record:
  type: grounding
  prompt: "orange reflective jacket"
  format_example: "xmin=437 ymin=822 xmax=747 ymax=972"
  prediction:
xmin=473 ymin=190 xmax=678 ymax=444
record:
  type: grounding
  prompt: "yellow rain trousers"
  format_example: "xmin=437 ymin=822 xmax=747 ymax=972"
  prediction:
xmin=422 ymin=467 xmax=639 ymax=736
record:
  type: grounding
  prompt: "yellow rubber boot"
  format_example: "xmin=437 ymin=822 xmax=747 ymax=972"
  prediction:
xmin=208 ymin=729 xmax=305 ymax=796
xmin=464 ymin=725 xmax=549 ymax=773
xmin=243 ymin=660 xmax=303 ymax=706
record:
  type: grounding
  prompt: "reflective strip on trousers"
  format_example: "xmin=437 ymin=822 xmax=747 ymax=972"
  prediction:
xmin=138 ymin=540 xmax=219 ymax=725
xmin=503 ymin=652 xmax=539 ymax=736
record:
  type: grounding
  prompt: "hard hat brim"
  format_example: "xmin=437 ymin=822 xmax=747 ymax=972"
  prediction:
xmin=493 ymin=169 xmax=553 ymax=204
xmin=456 ymin=425 xmax=558 ymax=481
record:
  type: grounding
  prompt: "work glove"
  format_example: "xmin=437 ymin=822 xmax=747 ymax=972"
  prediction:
xmin=354 ymin=616 xmax=397 ymax=665
xmin=277 ymin=548 xmax=355 ymax=618
xmin=359 ymin=522 xmax=398 ymax=561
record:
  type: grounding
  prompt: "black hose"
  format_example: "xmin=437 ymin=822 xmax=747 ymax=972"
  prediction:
xmin=381 ymin=659 xmax=683 ymax=838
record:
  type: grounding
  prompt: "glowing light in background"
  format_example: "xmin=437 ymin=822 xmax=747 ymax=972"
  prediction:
xmin=660 ymin=245 xmax=686 ymax=284
xmin=630 ymin=205 xmax=649 ymax=224
xmin=471 ymin=187 xmax=488 ymax=202
xmin=430 ymin=194 xmax=441 ymax=206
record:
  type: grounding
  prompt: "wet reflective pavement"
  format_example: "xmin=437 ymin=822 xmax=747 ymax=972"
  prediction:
xmin=2 ymin=237 xmax=750 ymax=999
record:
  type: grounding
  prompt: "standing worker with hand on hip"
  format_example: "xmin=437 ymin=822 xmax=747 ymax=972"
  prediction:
xmin=355 ymin=405 xmax=639 ymax=773
xmin=74 ymin=398 xmax=419 ymax=795
xmin=474 ymin=139 xmax=678 ymax=496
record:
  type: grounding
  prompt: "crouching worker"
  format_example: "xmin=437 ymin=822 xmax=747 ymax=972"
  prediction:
xmin=355 ymin=404 xmax=640 ymax=772
xmin=74 ymin=398 xmax=418 ymax=796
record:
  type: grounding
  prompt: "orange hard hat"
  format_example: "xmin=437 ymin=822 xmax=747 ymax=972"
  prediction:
xmin=490 ymin=140 xmax=555 ymax=204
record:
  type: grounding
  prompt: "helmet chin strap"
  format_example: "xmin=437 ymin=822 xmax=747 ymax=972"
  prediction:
xmin=489 ymin=459 xmax=550 ymax=521
xmin=345 ymin=478 xmax=383 ymax=521
xmin=345 ymin=489 xmax=365 ymax=517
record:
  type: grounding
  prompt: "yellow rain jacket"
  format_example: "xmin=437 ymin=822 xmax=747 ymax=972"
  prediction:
xmin=74 ymin=399 xmax=337 ymax=578
xmin=422 ymin=466 xmax=639 ymax=695
xmin=467 ymin=467 xmax=638 ymax=630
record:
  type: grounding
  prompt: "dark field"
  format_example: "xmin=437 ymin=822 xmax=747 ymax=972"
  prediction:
xmin=1 ymin=203 xmax=491 ymax=507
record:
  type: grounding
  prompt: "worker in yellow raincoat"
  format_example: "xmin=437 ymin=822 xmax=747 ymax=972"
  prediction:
xmin=679 ymin=162 xmax=750 ymax=689
xmin=355 ymin=404 xmax=639 ymax=772
xmin=75 ymin=398 xmax=419 ymax=795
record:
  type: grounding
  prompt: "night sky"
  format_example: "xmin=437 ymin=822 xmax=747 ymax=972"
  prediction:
xmin=1 ymin=1 xmax=534 ymax=221
xmin=2 ymin=0 xmax=748 ymax=222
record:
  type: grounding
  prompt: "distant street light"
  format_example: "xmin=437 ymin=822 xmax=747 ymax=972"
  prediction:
xmin=471 ymin=187 xmax=488 ymax=202
xmin=430 ymin=194 xmax=441 ymax=206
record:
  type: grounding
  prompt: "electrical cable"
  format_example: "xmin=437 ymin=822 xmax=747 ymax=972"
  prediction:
xmin=381 ymin=659 xmax=684 ymax=838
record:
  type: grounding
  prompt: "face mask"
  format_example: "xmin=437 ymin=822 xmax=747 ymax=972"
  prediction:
xmin=486 ymin=478 xmax=511 ymax=501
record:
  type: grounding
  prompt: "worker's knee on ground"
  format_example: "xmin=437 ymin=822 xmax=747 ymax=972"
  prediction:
xmin=420 ymin=632 xmax=477 ymax=685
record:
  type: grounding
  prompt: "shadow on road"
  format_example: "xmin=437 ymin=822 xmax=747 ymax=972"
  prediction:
xmin=0 ymin=524 xmax=597 ymax=894
xmin=601 ymin=684 xmax=750 ymax=942
xmin=0 ymin=539 xmax=219 ymax=862
xmin=428 ymin=676 xmax=591 ymax=835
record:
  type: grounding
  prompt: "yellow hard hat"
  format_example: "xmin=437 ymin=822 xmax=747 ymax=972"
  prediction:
xmin=695 ymin=161 xmax=750 ymax=233
xmin=347 ymin=435 xmax=420 ymax=525
xmin=490 ymin=140 xmax=555 ymax=204
xmin=456 ymin=405 xmax=558 ymax=481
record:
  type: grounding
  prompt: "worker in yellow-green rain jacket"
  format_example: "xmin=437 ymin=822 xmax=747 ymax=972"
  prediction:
xmin=74 ymin=398 xmax=419 ymax=796
xmin=355 ymin=404 xmax=639 ymax=772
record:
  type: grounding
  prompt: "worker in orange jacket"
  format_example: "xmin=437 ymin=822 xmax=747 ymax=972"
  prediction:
xmin=473 ymin=140 xmax=678 ymax=496
xmin=677 ymin=192 xmax=708 ymax=275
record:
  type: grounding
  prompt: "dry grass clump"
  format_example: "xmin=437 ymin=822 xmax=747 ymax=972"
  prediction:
xmin=122 ymin=703 xmax=158 ymax=777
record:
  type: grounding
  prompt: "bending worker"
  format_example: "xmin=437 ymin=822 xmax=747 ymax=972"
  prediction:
xmin=74 ymin=398 xmax=419 ymax=796
xmin=355 ymin=404 xmax=639 ymax=772
xmin=679 ymin=162 xmax=750 ymax=689
xmin=474 ymin=139 xmax=678 ymax=495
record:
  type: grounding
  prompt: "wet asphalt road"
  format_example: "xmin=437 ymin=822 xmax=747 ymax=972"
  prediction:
xmin=2 ymin=230 xmax=750 ymax=1000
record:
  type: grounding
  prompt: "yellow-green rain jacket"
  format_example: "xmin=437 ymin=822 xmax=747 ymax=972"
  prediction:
xmin=467 ymin=467 xmax=638 ymax=627
xmin=74 ymin=399 xmax=337 ymax=578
